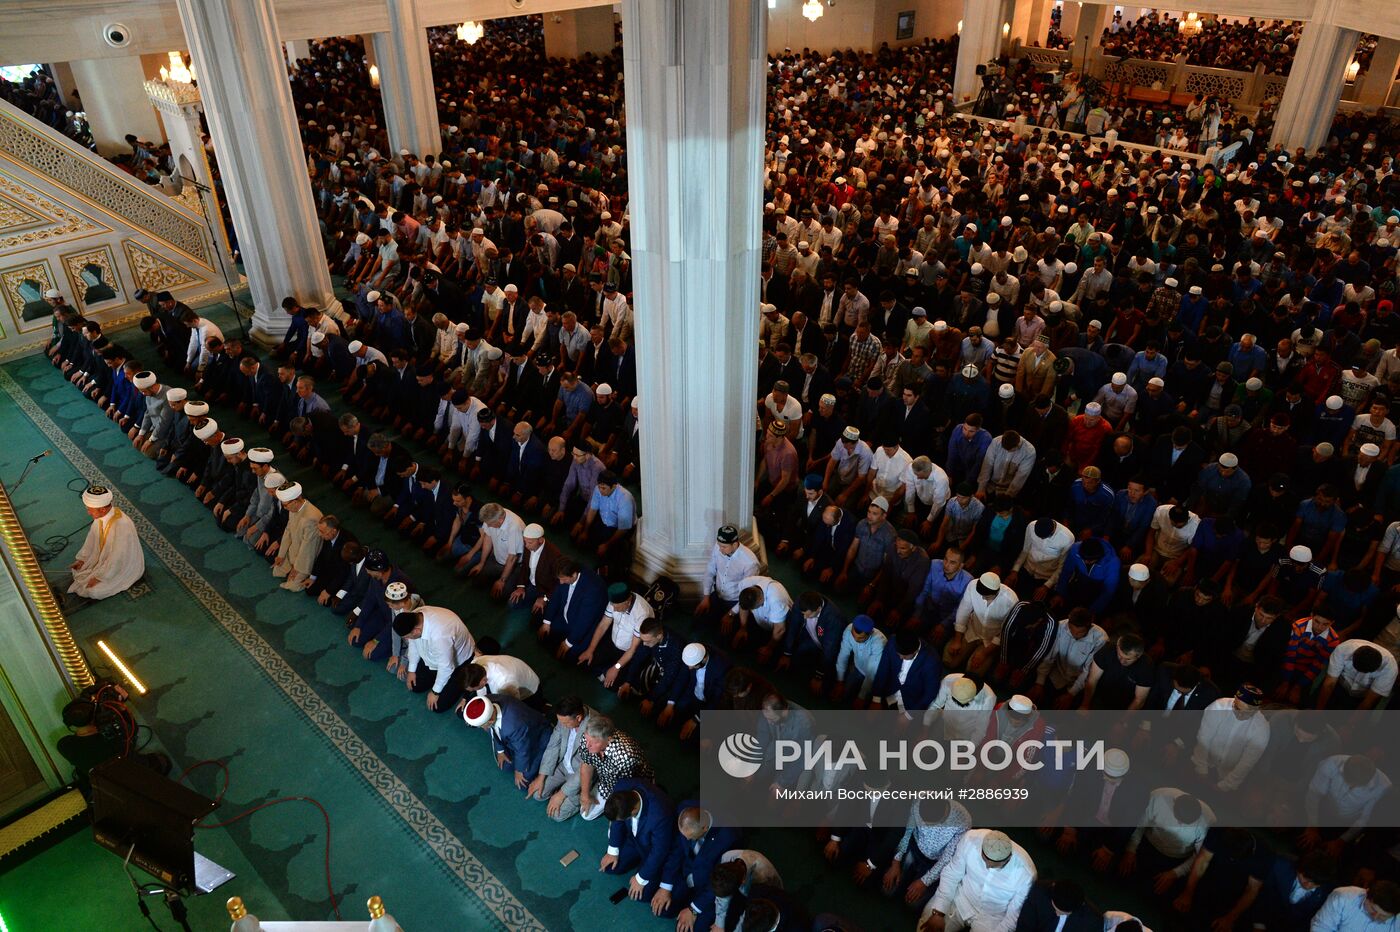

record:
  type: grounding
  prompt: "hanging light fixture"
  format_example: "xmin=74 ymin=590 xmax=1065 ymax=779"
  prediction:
xmin=801 ymin=0 xmax=823 ymax=22
xmin=163 ymin=50 xmax=193 ymax=85
xmin=767 ymin=0 xmax=776 ymax=8
xmin=456 ymin=20 xmax=485 ymax=44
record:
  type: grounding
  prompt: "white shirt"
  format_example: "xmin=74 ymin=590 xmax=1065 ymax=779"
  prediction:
xmin=605 ymin=594 xmax=654 ymax=651
xmin=1011 ymin=522 xmax=1075 ymax=586
xmin=186 ymin=317 xmax=225 ymax=368
xmin=1306 ymin=754 xmax=1393 ymax=840
xmin=482 ymin=510 xmax=526 ymax=566
xmin=924 ymin=829 xmax=1036 ymax=930
xmin=904 ymin=463 xmax=951 ymax=518
xmin=1151 ymin=505 xmax=1200 ymax=560
xmin=1190 ymin=698 xmax=1271 ymax=791
xmin=1309 ymin=886 xmax=1400 ymax=932
xmin=732 ymin=575 xmax=792 ymax=628
xmin=471 ymin=654 xmax=540 ymax=700
xmin=870 ymin=446 xmax=913 ymax=497
xmin=1128 ymin=788 xmax=1215 ymax=867
xmin=924 ymin=674 xmax=997 ymax=740
xmin=1035 ymin=620 xmax=1108 ymax=693
xmin=953 ymin=585 xmax=1019 ymax=646
xmin=406 ymin=605 xmax=476 ymax=693
xmin=703 ymin=543 xmax=761 ymax=601
xmin=1328 ymin=639 xmax=1398 ymax=697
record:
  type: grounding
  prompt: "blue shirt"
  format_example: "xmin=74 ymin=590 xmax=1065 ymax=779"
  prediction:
xmin=1067 ymin=480 xmax=1116 ymax=536
xmin=590 ymin=485 xmax=636 ymax=530
xmin=1110 ymin=489 xmax=1157 ymax=551
xmin=1126 ymin=351 xmax=1168 ymax=389
xmin=945 ymin=429 xmax=992 ymax=486
xmin=558 ymin=382 xmax=594 ymax=422
xmin=915 ymin=561 xmax=973 ymax=624
xmin=1227 ymin=342 xmax=1267 ymax=380
xmin=1294 ymin=499 xmax=1347 ymax=548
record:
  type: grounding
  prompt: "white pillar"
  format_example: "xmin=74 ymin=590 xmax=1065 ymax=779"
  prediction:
xmin=175 ymin=0 xmax=341 ymax=339
xmin=1269 ymin=19 xmax=1359 ymax=153
xmin=370 ymin=0 xmax=441 ymax=158
xmin=1070 ymin=2 xmax=1113 ymax=71
xmin=543 ymin=7 xmax=617 ymax=59
xmin=1058 ymin=1 xmax=1079 ymax=40
xmin=284 ymin=38 xmax=313 ymax=68
xmin=954 ymin=0 xmax=1009 ymax=105
xmin=68 ymin=57 xmax=165 ymax=157
xmin=1013 ymin=0 xmax=1053 ymax=47
xmin=620 ymin=0 xmax=765 ymax=592
xmin=1357 ymin=37 xmax=1400 ymax=109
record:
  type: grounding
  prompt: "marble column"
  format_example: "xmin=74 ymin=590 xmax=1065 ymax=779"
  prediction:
xmin=620 ymin=0 xmax=765 ymax=593
xmin=1013 ymin=0 xmax=1053 ymax=47
xmin=953 ymin=0 xmax=1009 ymax=105
xmin=1356 ymin=37 xmax=1400 ymax=109
xmin=68 ymin=57 xmax=165 ymax=157
xmin=175 ymin=0 xmax=341 ymax=339
xmin=1070 ymin=2 xmax=1113 ymax=73
xmin=1269 ymin=17 xmax=1359 ymax=153
xmin=543 ymin=7 xmax=618 ymax=59
xmin=369 ymin=0 xmax=441 ymax=158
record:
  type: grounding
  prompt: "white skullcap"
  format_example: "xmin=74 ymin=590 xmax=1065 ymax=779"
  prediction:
xmin=1128 ymin=563 xmax=1150 ymax=582
xmin=1147 ymin=377 xmax=1164 ymax=387
xmin=1008 ymin=694 xmax=1034 ymax=713
xmin=166 ymin=387 xmax=188 ymax=403
xmin=1189 ymin=285 xmax=1203 ymax=295
xmin=366 ymin=290 xmax=381 ymax=303
xmin=932 ymin=320 xmax=947 ymax=332
xmin=1164 ymin=277 xmax=1178 ymax=288
xmin=263 ymin=471 xmax=286 ymax=489
xmin=82 ymin=486 xmax=114 ymax=508
xmin=1246 ymin=377 xmax=1263 ymax=391
xmin=631 ymin=397 xmax=639 ymax=412
xmin=184 ymin=401 xmax=209 ymax=417
xmin=1325 ymin=396 xmax=1344 ymax=410
xmin=986 ymin=293 xmax=1001 ymax=305
xmin=248 ymin=447 xmax=274 ymax=464
xmin=471 ymin=227 xmax=485 ymax=235
xmin=310 ymin=330 xmax=326 ymax=345
xmin=682 ymin=643 xmax=708 ymax=666
xmin=275 ymin=482 xmax=303 ymax=503
xmin=44 ymin=288 xmax=61 ymax=299
xmin=133 ymin=372 xmax=157 ymax=390
xmin=970 ymin=263 xmax=984 ymax=274
xmin=1316 ymin=442 xmax=1335 ymax=457
xmin=870 ymin=496 xmax=890 ymax=512
xmin=596 ymin=383 xmax=613 ymax=396
xmin=1111 ymin=372 xmax=1127 ymax=386
xmin=1087 ymin=319 xmax=1101 ymax=329
xmin=355 ymin=232 xmax=370 ymax=245
xmin=385 ymin=581 xmax=409 ymax=601
xmin=1289 ymin=545 xmax=1312 ymax=563
xmin=193 ymin=419 xmax=219 ymax=440
xmin=1064 ymin=262 xmax=1078 ymax=274
xmin=1104 ymin=748 xmax=1131 ymax=777
xmin=1361 ymin=443 xmax=1382 ymax=457
xmin=1218 ymin=452 xmax=1239 ymax=468
xmin=348 ymin=340 xmax=364 ymax=353
xmin=221 ymin=438 xmax=245 ymax=455
xmin=961 ymin=364 xmax=980 ymax=378
xmin=523 ymin=523 xmax=545 ymax=540
xmin=1084 ymin=402 xmax=1102 ymax=416
xmin=1049 ymin=300 xmax=1065 ymax=313
xmin=978 ymin=571 xmax=1001 ymax=591
xmin=998 ymin=383 xmax=1015 ymax=399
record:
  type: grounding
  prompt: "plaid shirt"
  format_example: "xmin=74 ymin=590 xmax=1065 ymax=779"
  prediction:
xmin=845 ymin=333 xmax=883 ymax=385
xmin=1281 ymin=617 xmax=1341 ymax=685
xmin=579 ymin=731 xmax=654 ymax=801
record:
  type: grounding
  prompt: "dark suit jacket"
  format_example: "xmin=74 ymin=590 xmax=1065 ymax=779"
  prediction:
xmin=897 ymin=401 xmax=936 ymax=458
xmin=1143 ymin=662 xmax=1222 ymax=711
xmin=606 ymin=778 xmax=682 ymax=889
xmin=544 ymin=570 xmax=608 ymax=652
xmin=1014 ymin=881 xmax=1103 ymax=932
xmin=1252 ymin=854 xmax=1332 ymax=931
xmin=578 ymin=340 xmax=614 ymax=384
xmin=671 ymin=803 xmax=743 ymax=915
xmin=1146 ymin=437 xmax=1207 ymax=503
xmin=507 ymin=540 xmax=564 ymax=593
xmin=309 ymin=528 xmax=359 ymax=597
xmin=785 ymin=318 xmax=827 ymax=361
xmin=673 ymin=648 xmax=733 ymax=717
xmin=489 ymin=696 xmax=552 ymax=780
xmin=411 ymin=481 xmax=457 ymax=539
xmin=504 ymin=435 xmax=548 ymax=487
xmin=871 ymin=642 xmax=942 ymax=712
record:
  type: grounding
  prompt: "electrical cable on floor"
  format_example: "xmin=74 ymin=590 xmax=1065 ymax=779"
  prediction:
xmin=179 ymin=761 xmax=341 ymax=920
xmin=32 ymin=477 xmax=97 ymax=562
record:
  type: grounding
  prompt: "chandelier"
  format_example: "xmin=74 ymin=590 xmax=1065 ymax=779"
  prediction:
xmin=159 ymin=50 xmax=194 ymax=85
xmin=456 ymin=20 xmax=485 ymax=44
xmin=801 ymin=0 xmax=822 ymax=23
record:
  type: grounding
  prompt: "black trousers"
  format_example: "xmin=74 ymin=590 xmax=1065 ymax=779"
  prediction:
xmin=409 ymin=661 xmax=468 ymax=712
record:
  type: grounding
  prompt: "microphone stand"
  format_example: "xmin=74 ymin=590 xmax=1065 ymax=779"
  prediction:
xmin=176 ymin=173 xmax=248 ymax=342
xmin=11 ymin=451 xmax=50 ymax=495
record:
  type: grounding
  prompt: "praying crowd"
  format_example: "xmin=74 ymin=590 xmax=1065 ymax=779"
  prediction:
xmin=31 ymin=13 xmax=1400 ymax=932
xmin=1093 ymin=14 xmax=1305 ymax=76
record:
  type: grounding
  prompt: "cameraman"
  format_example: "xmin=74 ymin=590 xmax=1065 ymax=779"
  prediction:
xmin=56 ymin=682 xmax=170 ymax=797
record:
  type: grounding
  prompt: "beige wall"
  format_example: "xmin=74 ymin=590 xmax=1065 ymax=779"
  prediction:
xmin=768 ymin=0 xmax=960 ymax=55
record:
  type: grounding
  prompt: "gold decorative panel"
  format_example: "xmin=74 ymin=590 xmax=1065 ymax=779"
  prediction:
xmin=0 ymin=259 xmax=55 ymax=335
xmin=0 ymin=106 xmax=211 ymax=268
xmin=60 ymin=245 xmax=124 ymax=314
xmin=122 ymin=240 xmax=198 ymax=293
xmin=0 ymin=172 xmax=104 ymax=253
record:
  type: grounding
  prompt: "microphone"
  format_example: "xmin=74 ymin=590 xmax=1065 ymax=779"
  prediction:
xmin=28 ymin=450 xmax=52 ymax=463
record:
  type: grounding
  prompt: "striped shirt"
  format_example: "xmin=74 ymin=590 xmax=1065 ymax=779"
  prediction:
xmin=1281 ymin=617 xmax=1341 ymax=685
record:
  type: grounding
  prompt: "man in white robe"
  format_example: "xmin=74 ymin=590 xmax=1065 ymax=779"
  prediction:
xmin=68 ymin=486 xmax=144 ymax=600
xmin=270 ymin=482 xmax=323 ymax=591
xmin=1190 ymin=686 xmax=1271 ymax=793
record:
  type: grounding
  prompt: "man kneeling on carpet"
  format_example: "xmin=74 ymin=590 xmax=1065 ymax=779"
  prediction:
xmin=65 ymin=485 xmax=144 ymax=602
xmin=270 ymin=481 xmax=324 ymax=591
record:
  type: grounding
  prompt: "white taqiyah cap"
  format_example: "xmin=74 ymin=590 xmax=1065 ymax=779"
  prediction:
xmin=310 ymin=330 xmax=326 ymax=345
xmin=1218 ymin=452 xmax=1239 ymax=468
xmin=366 ymin=290 xmax=381 ymax=303
xmin=43 ymin=288 xmax=60 ymax=299
xmin=1361 ymin=443 xmax=1382 ymax=457
xmin=1164 ymin=277 xmax=1178 ymax=288
xmin=978 ymin=571 xmax=1001 ymax=591
xmin=1084 ymin=402 xmax=1102 ymax=416
xmin=221 ymin=438 xmax=244 ymax=455
xmin=1104 ymin=748 xmax=1130 ymax=777
xmin=193 ymin=419 xmax=219 ymax=440
xmin=348 ymin=340 xmax=364 ymax=353
xmin=1325 ymin=395 xmax=1344 ymax=410
xmin=870 ymin=496 xmax=889 ymax=512
xmin=248 ymin=447 xmax=274 ymax=464
xmin=263 ymin=471 xmax=286 ymax=489
xmin=1128 ymin=563 xmax=1150 ymax=582
xmin=523 ymin=523 xmax=545 ymax=540
xmin=596 ymin=383 xmax=613 ymax=396
xmin=1289 ymin=545 xmax=1312 ymax=563
xmin=682 ymin=643 xmax=708 ymax=666
xmin=1111 ymin=372 xmax=1127 ymax=386
xmin=275 ymin=481 xmax=303 ymax=502
xmin=1189 ymin=285 xmax=1203 ymax=295
xmin=986 ymin=293 xmax=1001 ymax=304
xmin=1148 ymin=377 xmax=1164 ymax=387
xmin=1245 ymin=377 xmax=1262 ymax=390
xmin=184 ymin=400 xmax=209 ymax=417
xmin=355 ymin=232 xmax=370 ymax=245
xmin=82 ymin=486 xmax=113 ymax=508
xmin=166 ymin=387 xmax=188 ymax=403
xmin=998 ymin=383 xmax=1015 ymax=399
xmin=385 ymin=581 xmax=409 ymax=601
xmin=1008 ymin=694 xmax=1034 ymax=713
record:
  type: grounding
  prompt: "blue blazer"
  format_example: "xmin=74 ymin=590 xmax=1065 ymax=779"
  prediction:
xmin=641 ymin=633 xmax=685 ymax=702
xmin=544 ymin=570 xmax=608 ymax=653
xmin=671 ymin=803 xmax=742 ymax=917
xmin=871 ymin=641 xmax=942 ymax=712
xmin=782 ymin=599 xmax=846 ymax=665
xmin=489 ymin=696 xmax=552 ymax=781
xmin=671 ymin=648 xmax=733 ymax=716
xmin=1252 ymin=855 xmax=1332 ymax=931
xmin=352 ymin=567 xmax=415 ymax=643
xmin=607 ymin=778 xmax=682 ymax=889
xmin=412 ymin=481 xmax=457 ymax=539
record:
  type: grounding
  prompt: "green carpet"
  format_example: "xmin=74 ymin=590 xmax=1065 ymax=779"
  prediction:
xmin=0 ymin=294 xmax=1176 ymax=930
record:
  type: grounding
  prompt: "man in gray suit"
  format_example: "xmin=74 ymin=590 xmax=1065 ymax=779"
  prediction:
xmin=527 ymin=695 xmax=594 ymax=822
